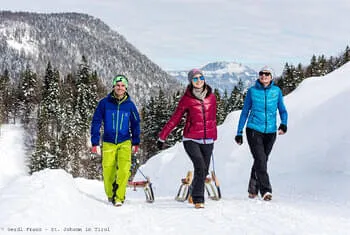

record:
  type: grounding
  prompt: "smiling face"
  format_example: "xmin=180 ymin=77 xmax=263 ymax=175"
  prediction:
xmin=113 ymin=81 xmax=127 ymax=98
xmin=258 ymin=70 xmax=272 ymax=87
xmin=191 ymin=74 xmax=205 ymax=89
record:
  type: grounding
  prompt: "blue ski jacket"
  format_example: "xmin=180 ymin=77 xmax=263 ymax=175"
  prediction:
xmin=91 ymin=92 xmax=140 ymax=146
xmin=236 ymin=80 xmax=288 ymax=135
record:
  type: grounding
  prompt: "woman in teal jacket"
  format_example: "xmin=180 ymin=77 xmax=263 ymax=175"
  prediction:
xmin=91 ymin=75 xmax=140 ymax=207
xmin=235 ymin=66 xmax=288 ymax=201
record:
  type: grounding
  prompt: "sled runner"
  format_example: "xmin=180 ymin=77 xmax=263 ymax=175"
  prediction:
xmin=205 ymin=171 xmax=221 ymax=200
xmin=175 ymin=171 xmax=193 ymax=201
xmin=128 ymin=177 xmax=155 ymax=203
xmin=175 ymin=170 xmax=221 ymax=202
xmin=128 ymin=154 xmax=155 ymax=203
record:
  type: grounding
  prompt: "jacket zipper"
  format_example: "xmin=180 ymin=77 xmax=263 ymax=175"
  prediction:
xmin=115 ymin=103 xmax=120 ymax=144
xmin=201 ymin=100 xmax=207 ymax=143
xmin=264 ymin=89 xmax=267 ymax=133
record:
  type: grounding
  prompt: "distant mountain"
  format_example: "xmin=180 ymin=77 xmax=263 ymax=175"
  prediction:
xmin=168 ymin=62 xmax=257 ymax=94
xmin=0 ymin=11 xmax=183 ymax=107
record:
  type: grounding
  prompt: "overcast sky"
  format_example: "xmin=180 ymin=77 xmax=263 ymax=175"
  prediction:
xmin=2 ymin=0 xmax=350 ymax=75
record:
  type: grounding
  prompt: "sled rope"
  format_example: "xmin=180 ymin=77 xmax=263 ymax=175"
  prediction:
xmin=137 ymin=167 xmax=148 ymax=180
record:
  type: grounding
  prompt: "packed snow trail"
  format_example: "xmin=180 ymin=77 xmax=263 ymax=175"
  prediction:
xmin=0 ymin=169 xmax=349 ymax=235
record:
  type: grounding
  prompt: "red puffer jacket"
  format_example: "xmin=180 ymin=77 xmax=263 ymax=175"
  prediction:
xmin=159 ymin=85 xmax=217 ymax=141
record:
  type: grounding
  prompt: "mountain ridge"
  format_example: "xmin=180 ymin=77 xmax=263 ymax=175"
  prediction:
xmin=168 ymin=61 xmax=257 ymax=94
xmin=0 ymin=11 xmax=183 ymax=106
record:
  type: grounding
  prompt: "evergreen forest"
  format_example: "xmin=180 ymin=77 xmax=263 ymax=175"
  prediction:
xmin=0 ymin=46 xmax=349 ymax=179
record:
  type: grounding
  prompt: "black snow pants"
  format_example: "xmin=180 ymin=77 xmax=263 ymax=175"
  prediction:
xmin=183 ymin=140 xmax=214 ymax=204
xmin=246 ymin=128 xmax=276 ymax=197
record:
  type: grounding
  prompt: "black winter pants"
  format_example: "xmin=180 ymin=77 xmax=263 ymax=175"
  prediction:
xmin=183 ymin=141 xmax=214 ymax=204
xmin=246 ymin=128 xmax=276 ymax=196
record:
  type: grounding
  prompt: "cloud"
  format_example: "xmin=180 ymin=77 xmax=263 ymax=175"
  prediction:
xmin=2 ymin=0 xmax=350 ymax=74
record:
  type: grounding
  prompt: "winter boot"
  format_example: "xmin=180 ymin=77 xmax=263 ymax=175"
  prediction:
xmin=194 ymin=203 xmax=205 ymax=209
xmin=114 ymin=201 xmax=123 ymax=207
xmin=188 ymin=195 xmax=193 ymax=204
xmin=248 ymin=193 xmax=257 ymax=199
xmin=262 ymin=192 xmax=272 ymax=201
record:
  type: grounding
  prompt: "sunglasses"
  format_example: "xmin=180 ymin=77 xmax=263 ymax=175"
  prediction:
xmin=113 ymin=75 xmax=128 ymax=86
xmin=192 ymin=76 xmax=205 ymax=82
xmin=259 ymin=71 xmax=271 ymax=76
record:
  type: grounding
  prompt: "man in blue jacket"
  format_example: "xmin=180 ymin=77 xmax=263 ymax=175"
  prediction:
xmin=235 ymin=66 xmax=288 ymax=201
xmin=91 ymin=75 xmax=140 ymax=206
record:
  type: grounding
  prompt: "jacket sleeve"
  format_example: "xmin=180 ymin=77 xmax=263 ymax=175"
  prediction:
xmin=130 ymin=102 xmax=141 ymax=145
xmin=91 ymin=100 xmax=104 ymax=146
xmin=236 ymin=89 xmax=252 ymax=135
xmin=277 ymin=89 xmax=288 ymax=125
xmin=159 ymin=96 xmax=187 ymax=141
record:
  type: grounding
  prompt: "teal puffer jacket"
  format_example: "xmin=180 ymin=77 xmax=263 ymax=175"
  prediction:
xmin=237 ymin=80 xmax=288 ymax=135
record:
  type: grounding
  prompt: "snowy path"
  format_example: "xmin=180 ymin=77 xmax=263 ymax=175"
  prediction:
xmin=0 ymin=121 xmax=349 ymax=235
xmin=1 ymin=169 xmax=349 ymax=235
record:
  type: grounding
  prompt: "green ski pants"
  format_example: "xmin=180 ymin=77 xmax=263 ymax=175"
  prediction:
xmin=102 ymin=140 xmax=131 ymax=203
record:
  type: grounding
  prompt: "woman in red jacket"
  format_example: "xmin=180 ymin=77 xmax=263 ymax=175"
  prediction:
xmin=157 ymin=68 xmax=217 ymax=209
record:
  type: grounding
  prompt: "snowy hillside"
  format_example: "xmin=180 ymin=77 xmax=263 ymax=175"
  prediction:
xmin=0 ymin=11 xmax=182 ymax=107
xmin=168 ymin=61 xmax=257 ymax=94
xmin=1 ymin=63 xmax=350 ymax=234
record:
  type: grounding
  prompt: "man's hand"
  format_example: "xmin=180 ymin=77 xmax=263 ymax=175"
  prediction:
xmin=132 ymin=145 xmax=139 ymax=154
xmin=91 ymin=146 xmax=101 ymax=157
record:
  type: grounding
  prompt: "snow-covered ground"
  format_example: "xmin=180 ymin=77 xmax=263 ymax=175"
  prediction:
xmin=0 ymin=124 xmax=26 ymax=188
xmin=1 ymin=63 xmax=350 ymax=234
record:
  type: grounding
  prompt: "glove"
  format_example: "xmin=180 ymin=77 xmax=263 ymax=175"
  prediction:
xmin=235 ymin=135 xmax=243 ymax=145
xmin=91 ymin=146 xmax=98 ymax=154
xmin=132 ymin=145 xmax=139 ymax=154
xmin=278 ymin=124 xmax=287 ymax=134
xmin=91 ymin=146 xmax=101 ymax=157
xmin=157 ymin=140 xmax=164 ymax=150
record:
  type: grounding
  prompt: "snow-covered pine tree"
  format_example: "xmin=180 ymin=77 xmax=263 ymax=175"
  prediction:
xmin=0 ymin=69 xmax=10 ymax=123
xmin=59 ymin=73 xmax=78 ymax=173
xmin=295 ymin=63 xmax=305 ymax=86
xmin=39 ymin=62 xmax=62 ymax=169
xmin=280 ymin=63 xmax=298 ymax=95
xmin=316 ymin=55 xmax=328 ymax=76
xmin=72 ymin=56 xmax=100 ymax=177
xmin=221 ymin=89 xmax=229 ymax=118
xmin=305 ymin=55 xmax=318 ymax=78
xmin=167 ymin=90 xmax=184 ymax=145
xmin=234 ymin=79 xmax=245 ymax=111
xmin=342 ymin=45 xmax=350 ymax=65
xmin=214 ymin=88 xmax=226 ymax=125
xmin=140 ymin=96 xmax=158 ymax=163
xmin=30 ymin=105 xmax=49 ymax=173
xmin=327 ymin=56 xmax=339 ymax=73
xmin=18 ymin=64 xmax=41 ymax=127
xmin=227 ymin=79 xmax=245 ymax=113
xmin=154 ymin=89 xmax=173 ymax=146
xmin=75 ymin=56 xmax=94 ymax=135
